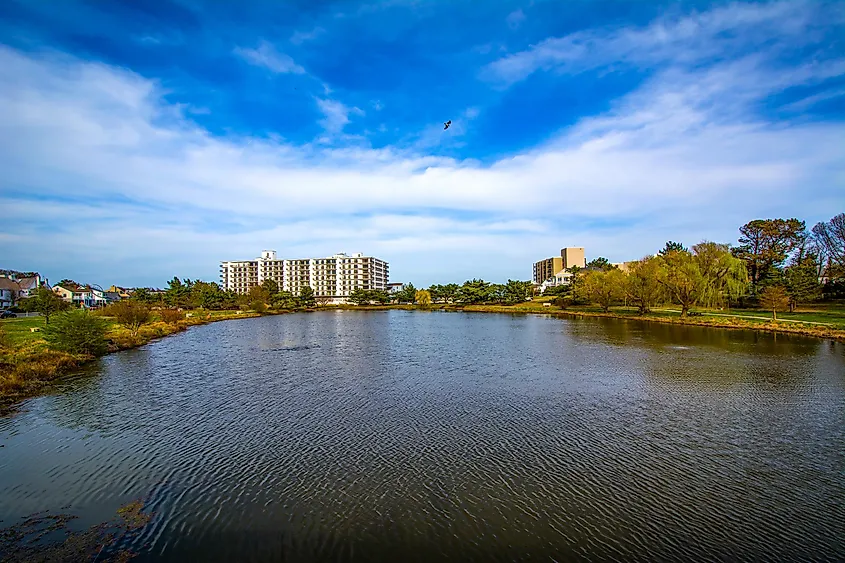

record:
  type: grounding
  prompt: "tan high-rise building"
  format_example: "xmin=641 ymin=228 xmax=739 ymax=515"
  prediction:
xmin=220 ymin=250 xmax=389 ymax=303
xmin=561 ymin=247 xmax=585 ymax=270
xmin=533 ymin=247 xmax=586 ymax=284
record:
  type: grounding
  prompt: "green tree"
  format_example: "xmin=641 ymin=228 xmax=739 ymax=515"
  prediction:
xmin=261 ymin=278 xmax=280 ymax=296
xmin=106 ymin=300 xmax=151 ymax=337
xmin=271 ymin=291 xmax=298 ymax=309
xmin=440 ymin=283 xmax=459 ymax=303
xmin=659 ymin=241 xmax=687 ymax=256
xmin=132 ymin=288 xmax=154 ymax=304
xmin=246 ymin=285 xmax=270 ymax=304
xmin=692 ymin=241 xmax=748 ymax=308
xmin=783 ymin=256 xmax=822 ymax=311
xmin=543 ymin=284 xmax=570 ymax=297
xmin=502 ymin=280 xmax=532 ymax=305
xmin=586 ymin=257 xmax=614 ymax=271
xmin=657 ymin=250 xmax=706 ymax=318
xmin=427 ymin=284 xmax=443 ymax=303
xmin=191 ymin=281 xmax=226 ymax=309
xmin=415 ymin=289 xmax=432 ymax=307
xmin=43 ymin=309 xmax=108 ymax=356
xmin=395 ymin=283 xmax=417 ymax=304
xmin=575 ymin=269 xmax=626 ymax=312
xmin=758 ymin=285 xmax=789 ymax=320
xmin=21 ymin=287 xmax=68 ymax=324
xmin=625 ymin=256 xmax=663 ymax=314
xmin=348 ymin=288 xmax=371 ymax=306
xmin=734 ymin=218 xmax=806 ymax=289
xmin=371 ymin=290 xmax=390 ymax=305
xmin=164 ymin=277 xmax=192 ymax=308
xmin=458 ymin=279 xmax=492 ymax=304
xmin=298 ymin=286 xmax=315 ymax=308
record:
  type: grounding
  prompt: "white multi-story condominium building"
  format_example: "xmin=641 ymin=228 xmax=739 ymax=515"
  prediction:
xmin=220 ymin=250 xmax=389 ymax=303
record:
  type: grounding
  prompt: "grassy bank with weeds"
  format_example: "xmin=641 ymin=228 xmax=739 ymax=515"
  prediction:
xmin=0 ymin=309 xmax=261 ymax=414
xmin=455 ymin=301 xmax=845 ymax=341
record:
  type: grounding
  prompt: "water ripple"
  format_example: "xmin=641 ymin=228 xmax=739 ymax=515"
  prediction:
xmin=0 ymin=311 xmax=843 ymax=562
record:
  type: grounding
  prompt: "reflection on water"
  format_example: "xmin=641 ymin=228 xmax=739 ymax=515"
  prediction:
xmin=1 ymin=310 xmax=843 ymax=562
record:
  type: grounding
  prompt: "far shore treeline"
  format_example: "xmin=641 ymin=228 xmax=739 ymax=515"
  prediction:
xmin=12 ymin=212 xmax=845 ymax=322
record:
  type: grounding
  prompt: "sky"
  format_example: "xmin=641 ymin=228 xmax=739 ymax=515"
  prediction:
xmin=0 ymin=0 xmax=843 ymax=288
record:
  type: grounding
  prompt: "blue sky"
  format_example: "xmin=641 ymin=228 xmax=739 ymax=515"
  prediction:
xmin=0 ymin=0 xmax=843 ymax=288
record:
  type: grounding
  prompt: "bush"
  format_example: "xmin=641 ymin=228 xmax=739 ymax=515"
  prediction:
xmin=250 ymin=301 xmax=267 ymax=313
xmin=102 ymin=300 xmax=152 ymax=337
xmin=553 ymin=297 xmax=570 ymax=309
xmin=43 ymin=309 xmax=109 ymax=356
xmin=159 ymin=309 xmax=185 ymax=324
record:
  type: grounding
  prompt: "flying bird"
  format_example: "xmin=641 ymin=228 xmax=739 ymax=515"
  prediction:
xmin=443 ymin=120 xmax=451 ymax=130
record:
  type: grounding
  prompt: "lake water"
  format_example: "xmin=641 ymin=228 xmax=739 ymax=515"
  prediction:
xmin=1 ymin=310 xmax=843 ymax=561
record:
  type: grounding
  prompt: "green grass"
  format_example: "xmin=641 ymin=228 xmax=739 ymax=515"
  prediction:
xmin=0 ymin=316 xmax=49 ymax=346
xmin=649 ymin=305 xmax=845 ymax=329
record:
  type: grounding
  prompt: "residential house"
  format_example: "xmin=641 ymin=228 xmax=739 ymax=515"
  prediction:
xmin=14 ymin=275 xmax=42 ymax=298
xmin=386 ymin=282 xmax=404 ymax=294
xmin=90 ymin=287 xmax=111 ymax=308
xmin=53 ymin=284 xmax=97 ymax=308
xmin=108 ymin=285 xmax=134 ymax=299
xmin=0 ymin=278 xmax=19 ymax=309
xmin=0 ymin=270 xmax=43 ymax=308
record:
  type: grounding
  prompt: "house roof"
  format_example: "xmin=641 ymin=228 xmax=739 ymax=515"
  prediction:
xmin=0 ymin=278 xmax=20 ymax=291
xmin=16 ymin=276 xmax=39 ymax=290
xmin=54 ymin=284 xmax=92 ymax=294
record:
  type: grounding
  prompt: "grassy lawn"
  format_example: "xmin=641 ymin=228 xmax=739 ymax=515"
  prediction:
xmin=649 ymin=305 xmax=845 ymax=329
xmin=0 ymin=316 xmax=49 ymax=347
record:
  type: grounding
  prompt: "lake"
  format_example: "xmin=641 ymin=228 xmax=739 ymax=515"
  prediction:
xmin=1 ymin=310 xmax=843 ymax=561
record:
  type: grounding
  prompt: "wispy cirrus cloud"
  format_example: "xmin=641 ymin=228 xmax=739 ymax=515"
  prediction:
xmin=316 ymin=97 xmax=365 ymax=134
xmin=234 ymin=40 xmax=305 ymax=74
xmin=483 ymin=0 xmax=840 ymax=85
xmin=290 ymin=26 xmax=325 ymax=45
xmin=506 ymin=9 xmax=526 ymax=30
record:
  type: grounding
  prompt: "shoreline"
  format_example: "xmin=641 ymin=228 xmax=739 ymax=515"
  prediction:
xmin=456 ymin=305 xmax=845 ymax=342
xmin=3 ymin=303 xmax=843 ymax=414
xmin=0 ymin=310 xmax=262 ymax=415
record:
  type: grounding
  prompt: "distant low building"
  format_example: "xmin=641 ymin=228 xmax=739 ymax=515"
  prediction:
xmin=539 ymin=269 xmax=575 ymax=294
xmin=386 ymin=282 xmax=404 ymax=294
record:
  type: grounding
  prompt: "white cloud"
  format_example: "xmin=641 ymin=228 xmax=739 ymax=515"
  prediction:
xmin=0 ymin=1 xmax=843 ymax=286
xmin=483 ymin=0 xmax=837 ymax=85
xmin=506 ymin=9 xmax=526 ymax=29
xmin=234 ymin=40 xmax=305 ymax=74
xmin=290 ymin=27 xmax=326 ymax=45
xmin=316 ymin=98 xmax=365 ymax=134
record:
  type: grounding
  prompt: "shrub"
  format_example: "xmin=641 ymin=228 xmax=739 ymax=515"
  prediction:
xmin=43 ymin=309 xmax=108 ymax=356
xmin=103 ymin=301 xmax=152 ymax=337
xmin=159 ymin=309 xmax=185 ymax=324
xmin=553 ymin=297 xmax=570 ymax=309
xmin=250 ymin=301 xmax=267 ymax=313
